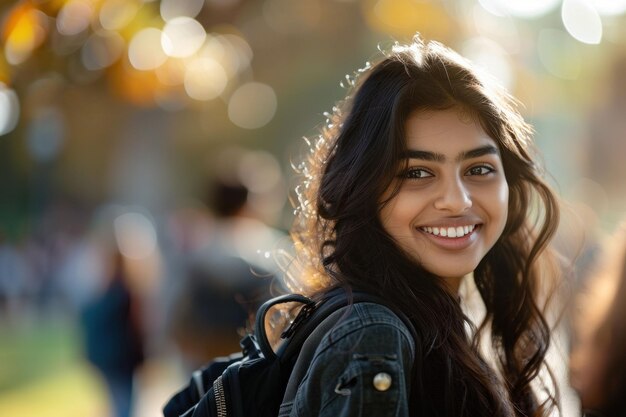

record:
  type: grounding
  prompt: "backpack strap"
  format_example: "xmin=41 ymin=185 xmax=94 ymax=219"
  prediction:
xmin=278 ymin=288 xmax=418 ymax=404
xmin=254 ymin=293 xmax=315 ymax=361
xmin=280 ymin=305 xmax=350 ymax=405
xmin=280 ymin=289 xmax=417 ymax=359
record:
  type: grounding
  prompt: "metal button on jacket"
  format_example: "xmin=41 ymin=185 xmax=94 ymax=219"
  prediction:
xmin=373 ymin=372 xmax=392 ymax=391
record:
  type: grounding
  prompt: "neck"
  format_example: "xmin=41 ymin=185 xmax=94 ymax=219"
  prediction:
xmin=441 ymin=275 xmax=463 ymax=295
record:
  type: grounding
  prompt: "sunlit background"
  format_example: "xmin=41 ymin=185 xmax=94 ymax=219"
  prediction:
xmin=1 ymin=0 xmax=626 ymax=416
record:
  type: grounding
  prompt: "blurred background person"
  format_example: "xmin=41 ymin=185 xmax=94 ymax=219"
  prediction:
xmin=191 ymin=147 xmax=286 ymax=275
xmin=165 ymin=147 xmax=281 ymax=370
xmin=80 ymin=243 xmax=146 ymax=417
xmin=0 ymin=232 xmax=32 ymax=322
xmin=570 ymin=220 xmax=626 ymax=417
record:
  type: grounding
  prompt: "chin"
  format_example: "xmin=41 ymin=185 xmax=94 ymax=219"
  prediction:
xmin=426 ymin=264 xmax=476 ymax=281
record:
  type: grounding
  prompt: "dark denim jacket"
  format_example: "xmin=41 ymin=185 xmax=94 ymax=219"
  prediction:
xmin=278 ymin=302 xmax=415 ymax=417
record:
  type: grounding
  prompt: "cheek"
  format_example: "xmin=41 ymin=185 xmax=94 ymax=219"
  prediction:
xmin=474 ymin=180 xmax=509 ymax=227
xmin=498 ymin=183 xmax=509 ymax=224
xmin=484 ymin=179 xmax=509 ymax=226
xmin=380 ymin=199 xmax=402 ymax=232
xmin=379 ymin=193 xmax=417 ymax=232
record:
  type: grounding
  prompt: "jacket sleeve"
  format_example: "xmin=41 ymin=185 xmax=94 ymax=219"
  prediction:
xmin=288 ymin=314 xmax=415 ymax=417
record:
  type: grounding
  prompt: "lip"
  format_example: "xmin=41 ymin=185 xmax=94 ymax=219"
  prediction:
xmin=416 ymin=224 xmax=480 ymax=250
xmin=417 ymin=217 xmax=483 ymax=228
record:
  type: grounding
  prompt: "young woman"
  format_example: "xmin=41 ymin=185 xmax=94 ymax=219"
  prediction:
xmin=280 ymin=36 xmax=562 ymax=417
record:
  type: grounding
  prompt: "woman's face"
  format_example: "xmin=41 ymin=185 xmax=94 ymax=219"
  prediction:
xmin=379 ymin=108 xmax=509 ymax=291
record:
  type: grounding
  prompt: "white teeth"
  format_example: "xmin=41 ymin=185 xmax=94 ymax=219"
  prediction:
xmin=420 ymin=224 xmax=477 ymax=238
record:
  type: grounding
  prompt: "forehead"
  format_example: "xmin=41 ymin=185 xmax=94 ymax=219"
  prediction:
xmin=404 ymin=108 xmax=497 ymax=152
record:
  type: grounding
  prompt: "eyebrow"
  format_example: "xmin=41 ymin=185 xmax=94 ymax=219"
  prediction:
xmin=402 ymin=145 xmax=499 ymax=162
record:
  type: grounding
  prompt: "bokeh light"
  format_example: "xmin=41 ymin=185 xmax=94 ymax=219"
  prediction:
xmin=462 ymin=37 xmax=513 ymax=90
xmin=479 ymin=0 xmax=561 ymax=18
xmin=160 ymin=0 xmax=205 ymax=21
xmin=215 ymin=34 xmax=253 ymax=77
xmin=57 ymin=0 xmax=94 ymax=36
xmin=590 ymin=0 xmax=626 ymax=16
xmin=128 ymin=28 xmax=168 ymax=71
xmin=477 ymin=0 xmax=507 ymax=17
xmin=562 ymin=0 xmax=603 ymax=44
xmin=471 ymin=5 xmax=520 ymax=53
xmin=0 ymin=83 xmax=20 ymax=136
xmin=183 ymin=57 xmax=228 ymax=100
xmin=227 ymin=82 xmax=277 ymax=129
xmin=3 ymin=5 xmax=48 ymax=65
xmin=537 ymin=29 xmax=581 ymax=80
xmin=114 ymin=211 xmax=158 ymax=260
xmin=99 ymin=0 xmax=141 ymax=31
xmin=197 ymin=34 xmax=227 ymax=66
xmin=161 ymin=17 xmax=206 ymax=58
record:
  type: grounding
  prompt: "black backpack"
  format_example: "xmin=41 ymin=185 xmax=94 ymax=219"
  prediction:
xmin=163 ymin=289 xmax=416 ymax=417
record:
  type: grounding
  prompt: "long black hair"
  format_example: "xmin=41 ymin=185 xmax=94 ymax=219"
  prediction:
xmin=287 ymin=36 xmax=561 ymax=417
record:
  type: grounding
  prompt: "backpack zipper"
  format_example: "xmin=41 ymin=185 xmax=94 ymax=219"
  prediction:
xmin=213 ymin=376 xmax=227 ymax=417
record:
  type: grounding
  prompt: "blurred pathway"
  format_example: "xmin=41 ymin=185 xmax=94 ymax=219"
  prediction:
xmin=0 ymin=356 xmax=183 ymax=417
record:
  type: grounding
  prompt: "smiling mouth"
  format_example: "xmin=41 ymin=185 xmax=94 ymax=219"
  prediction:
xmin=419 ymin=225 xmax=477 ymax=238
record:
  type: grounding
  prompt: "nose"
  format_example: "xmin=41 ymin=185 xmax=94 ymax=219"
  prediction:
xmin=433 ymin=176 xmax=472 ymax=213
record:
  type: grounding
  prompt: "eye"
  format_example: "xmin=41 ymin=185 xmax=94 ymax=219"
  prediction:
xmin=466 ymin=165 xmax=494 ymax=176
xmin=402 ymin=167 xmax=434 ymax=179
